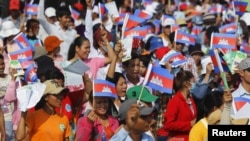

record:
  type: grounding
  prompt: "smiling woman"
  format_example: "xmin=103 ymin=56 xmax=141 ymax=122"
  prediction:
xmin=76 ymin=91 xmax=119 ymax=141
xmin=16 ymin=79 xmax=71 ymax=141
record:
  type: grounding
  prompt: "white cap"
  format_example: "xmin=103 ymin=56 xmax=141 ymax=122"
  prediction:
xmin=45 ymin=7 xmax=56 ymax=17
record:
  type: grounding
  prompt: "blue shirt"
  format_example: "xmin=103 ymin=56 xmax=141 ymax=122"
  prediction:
xmin=110 ymin=127 xmax=154 ymax=141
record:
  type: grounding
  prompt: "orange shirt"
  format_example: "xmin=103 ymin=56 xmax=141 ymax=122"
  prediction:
xmin=26 ymin=109 xmax=71 ymax=141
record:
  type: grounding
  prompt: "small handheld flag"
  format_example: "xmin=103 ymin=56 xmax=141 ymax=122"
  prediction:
xmin=174 ymin=30 xmax=195 ymax=46
xmin=145 ymin=65 xmax=174 ymax=94
xmin=211 ymin=33 xmax=237 ymax=49
xmin=93 ymin=79 xmax=117 ymax=98
xmin=69 ymin=5 xmax=80 ymax=20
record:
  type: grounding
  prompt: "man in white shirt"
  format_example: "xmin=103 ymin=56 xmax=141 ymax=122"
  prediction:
xmin=38 ymin=0 xmax=77 ymax=60
xmin=230 ymin=58 xmax=250 ymax=124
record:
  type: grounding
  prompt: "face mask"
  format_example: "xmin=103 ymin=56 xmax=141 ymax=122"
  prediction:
xmin=207 ymin=109 xmax=222 ymax=125
xmin=191 ymin=82 xmax=195 ymax=89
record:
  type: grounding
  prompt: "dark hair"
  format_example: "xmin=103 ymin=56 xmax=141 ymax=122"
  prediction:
xmin=122 ymin=51 xmax=139 ymax=68
xmin=45 ymin=69 xmax=65 ymax=82
xmin=139 ymin=54 xmax=151 ymax=68
xmin=56 ymin=6 xmax=71 ymax=18
xmin=239 ymin=20 xmax=249 ymax=41
xmin=0 ymin=54 xmax=4 ymax=60
xmin=113 ymin=72 xmax=126 ymax=86
xmin=35 ymin=96 xmax=46 ymax=110
xmin=26 ymin=19 xmax=39 ymax=32
xmin=205 ymin=26 xmax=219 ymax=39
xmin=203 ymin=91 xmax=224 ymax=117
xmin=144 ymin=36 xmax=154 ymax=50
xmin=67 ymin=36 xmax=89 ymax=60
xmin=174 ymin=69 xmax=194 ymax=91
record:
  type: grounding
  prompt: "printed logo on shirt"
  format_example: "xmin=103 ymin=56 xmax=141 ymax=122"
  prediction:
xmin=59 ymin=124 xmax=65 ymax=132
xmin=65 ymin=104 xmax=72 ymax=112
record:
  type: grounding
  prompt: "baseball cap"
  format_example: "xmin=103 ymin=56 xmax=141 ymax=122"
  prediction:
xmin=238 ymin=58 xmax=250 ymax=71
xmin=45 ymin=7 xmax=56 ymax=17
xmin=117 ymin=98 xmax=154 ymax=121
xmin=43 ymin=79 xmax=69 ymax=96
xmin=126 ymin=86 xmax=158 ymax=103
xmin=44 ymin=36 xmax=63 ymax=52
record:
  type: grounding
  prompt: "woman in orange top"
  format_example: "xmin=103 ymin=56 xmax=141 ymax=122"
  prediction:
xmin=16 ymin=80 xmax=71 ymax=141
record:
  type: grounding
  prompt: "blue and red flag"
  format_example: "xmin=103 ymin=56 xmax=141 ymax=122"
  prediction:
xmin=159 ymin=50 xmax=187 ymax=67
xmin=233 ymin=96 xmax=250 ymax=116
xmin=208 ymin=4 xmax=226 ymax=14
xmin=25 ymin=4 xmax=38 ymax=15
xmin=149 ymin=36 xmax=164 ymax=51
xmin=211 ymin=33 xmax=237 ymax=49
xmin=24 ymin=61 xmax=38 ymax=82
xmin=124 ymin=26 xmax=150 ymax=39
xmin=191 ymin=25 xmax=203 ymax=35
xmin=8 ymin=48 xmax=33 ymax=63
xmin=209 ymin=49 xmax=230 ymax=74
xmin=143 ymin=0 xmax=153 ymax=7
xmin=152 ymin=19 xmax=161 ymax=34
xmin=93 ymin=79 xmax=117 ymax=98
xmin=69 ymin=6 xmax=80 ymax=20
xmin=233 ymin=97 xmax=250 ymax=113
xmin=219 ymin=23 xmax=237 ymax=34
xmin=145 ymin=66 xmax=174 ymax=94
xmin=99 ymin=3 xmax=108 ymax=20
xmin=175 ymin=30 xmax=196 ymax=45
xmin=134 ymin=9 xmax=152 ymax=20
xmin=125 ymin=14 xmax=146 ymax=30
xmin=13 ymin=33 xmax=33 ymax=50
xmin=234 ymin=1 xmax=248 ymax=16
xmin=240 ymin=43 xmax=250 ymax=55
xmin=171 ymin=24 xmax=180 ymax=32
xmin=115 ymin=14 xmax=126 ymax=25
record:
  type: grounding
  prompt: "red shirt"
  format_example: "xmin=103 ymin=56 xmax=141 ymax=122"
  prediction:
xmin=162 ymin=91 xmax=197 ymax=141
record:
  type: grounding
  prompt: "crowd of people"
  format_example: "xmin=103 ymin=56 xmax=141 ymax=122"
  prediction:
xmin=0 ymin=0 xmax=250 ymax=141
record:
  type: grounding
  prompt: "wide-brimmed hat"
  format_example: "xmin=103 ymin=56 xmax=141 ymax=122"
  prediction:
xmin=0 ymin=21 xmax=20 ymax=38
xmin=43 ymin=79 xmax=68 ymax=96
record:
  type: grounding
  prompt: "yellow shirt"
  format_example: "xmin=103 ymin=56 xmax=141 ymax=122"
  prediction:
xmin=189 ymin=118 xmax=208 ymax=141
xmin=26 ymin=109 xmax=71 ymax=141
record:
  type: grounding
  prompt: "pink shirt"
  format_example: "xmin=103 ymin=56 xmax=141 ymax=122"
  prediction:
xmin=84 ymin=58 xmax=105 ymax=80
xmin=76 ymin=115 xmax=119 ymax=141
